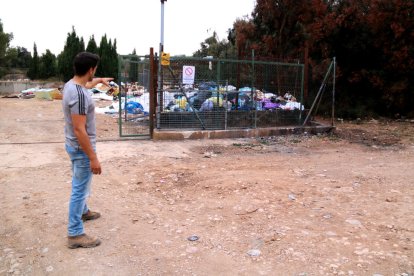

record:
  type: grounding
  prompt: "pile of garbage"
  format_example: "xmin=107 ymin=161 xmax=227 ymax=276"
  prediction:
xmin=163 ymin=82 xmax=304 ymax=113
xmin=19 ymin=88 xmax=62 ymax=100
xmin=94 ymin=82 xmax=149 ymax=117
xmin=90 ymin=81 xmax=119 ymax=101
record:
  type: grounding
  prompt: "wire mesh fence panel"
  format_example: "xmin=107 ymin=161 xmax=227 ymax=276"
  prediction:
xmin=117 ymin=55 xmax=151 ymax=137
xmin=156 ymin=57 xmax=305 ymax=130
xmin=158 ymin=58 xmax=226 ymax=130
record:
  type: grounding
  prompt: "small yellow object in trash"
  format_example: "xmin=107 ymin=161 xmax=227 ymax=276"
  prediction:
xmin=161 ymin=52 xmax=170 ymax=66
xmin=176 ymin=96 xmax=187 ymax=109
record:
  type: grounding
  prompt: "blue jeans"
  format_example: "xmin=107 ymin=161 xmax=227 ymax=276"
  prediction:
xmin=65 ymin=144 xmax=93 ymax=236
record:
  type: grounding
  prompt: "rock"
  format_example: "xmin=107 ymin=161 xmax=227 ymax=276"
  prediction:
xmin=187 ymin=235 xmax=199 ymax=242
xmin=203 ymin=152 xmax=217 ymax=158
xmin=288 ymin=194 xmax=296 ymax=200
xmin=186 ymin=246 xmax=198 ymax=254
xmin=323 ymin=214 xmax=333 ymax=219
xmin=354 ymin=248 xmax=369 ymax=255
xmin=346 ymin=219 xmax=362 ymax=227
xmin=247 ymin=249 xmax=261 ymax=257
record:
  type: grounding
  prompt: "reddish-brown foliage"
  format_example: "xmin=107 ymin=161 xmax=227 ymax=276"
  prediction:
xmin=233 ymin=0 xmax=414 ymax=116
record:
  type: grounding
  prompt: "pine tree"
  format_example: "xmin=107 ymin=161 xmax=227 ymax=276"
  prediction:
xmin=58 ymin=26 xmax=85 ymax=82
xmin=110 ymin=39 xmax=119 ymax=81
xmin=27 ymin=43 xmax=39 ymax=80
xmin=39 ymin=49 xmax=57 ymax=79
xmin=96 ymin=34 xmax=109 ymax=77
xmin=129 ymin=48 xmax=138 ymax=82
xmin=96 ymin=35 xmax=118 ymax=80
xmin=86 ymin=35 xmax=99 ymax=54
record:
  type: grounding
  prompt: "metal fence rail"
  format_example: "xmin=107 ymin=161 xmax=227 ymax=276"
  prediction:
xmin=157 ymin=57 xmax=304 ymax=130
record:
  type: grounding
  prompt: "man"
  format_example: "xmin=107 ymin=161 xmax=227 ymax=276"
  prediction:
xmin=62 ymin=52 xmax=113 ymax=249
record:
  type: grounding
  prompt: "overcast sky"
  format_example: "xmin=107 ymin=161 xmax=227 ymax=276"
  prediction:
xmin=0 ymin=0 xmax=256 ymax=56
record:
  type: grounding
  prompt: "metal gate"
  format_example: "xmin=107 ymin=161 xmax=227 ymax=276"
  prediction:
xmin=117 ymin=52 xmax=156 ymax=138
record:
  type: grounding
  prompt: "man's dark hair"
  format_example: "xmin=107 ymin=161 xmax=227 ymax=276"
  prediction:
xmin=73 ymin=52 xmax=100 ymax=76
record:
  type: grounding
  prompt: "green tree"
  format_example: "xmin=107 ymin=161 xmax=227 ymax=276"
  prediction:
xmin=39 ymin=49 xmax=57 ymax=79
xmin=16 ymin=47 xmax=32 ymax=68
xmin=193 ymin=31 xmax=234 ymax=58
xmin=96 ymin=34 xmax=109 ymax=77
xmin=129 ymin=48 xmax=138 ymax=82
xmin=58 ymin=27 xmax=85 ymax=81
xmin=97 ymin=35 xmax=118 ymax=80
xmin=0 ymin=19 xmax=13 ymax=77
xmin=27 ymin=43 xmax=39 ymax=80
xmin=3 ymin=47 xmax=32 ymax=69
xmin=4 ymin=47 xmax=18 ymax=68
xmin=110 ymin=39 xmax=119 ymax=80
xmin=86 ymin=35 xmax=99 ymax=54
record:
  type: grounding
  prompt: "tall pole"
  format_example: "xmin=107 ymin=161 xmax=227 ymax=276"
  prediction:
xmin=158 ymin=0 xmax=166 ymax=117
xmin=332 ymin=57 xmax=336 ymax=127
xmin=149 ymin=47 xmax=155 ymax=138
xmin=160 ymin=0 xmax=165 ymax=47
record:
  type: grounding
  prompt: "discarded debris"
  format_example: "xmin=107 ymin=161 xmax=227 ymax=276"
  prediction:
xmin=187 ymin=235 xmax=199 ymax=242
xmin=247 ymin=249 xmax=261 ymax=257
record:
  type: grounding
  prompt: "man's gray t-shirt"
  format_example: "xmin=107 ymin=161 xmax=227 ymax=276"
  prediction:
xmin=62 ymin=79 xmax=96 ymax=148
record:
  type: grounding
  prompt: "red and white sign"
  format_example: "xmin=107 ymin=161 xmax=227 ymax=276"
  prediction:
xmin=182 ymin=65 xmax=195 ymax=85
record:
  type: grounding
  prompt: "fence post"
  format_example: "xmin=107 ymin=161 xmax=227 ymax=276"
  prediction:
xmin=303 ymin=59 xmax=334 ymax=126
xmin=299 ymin=63 xmax=305 ymax=124
xmin=304 ymin=40 xmax=309 ymax=100
xmin=216 ymin=59 xmax=221 ymax=129
xmin=225 ymin=79 xmax=228 ymax=130
xmin=117 ymin=55 xmax=123 ymax=137
xmin=252 ymin=49 xmax=257 ymax=129
xmin=149 ymin=48 xmax=155 ymax=138
xmin=332 ymin=57 xmax=336 ymax=127
xmin=155 ymin=53 xmax=161 ymax=129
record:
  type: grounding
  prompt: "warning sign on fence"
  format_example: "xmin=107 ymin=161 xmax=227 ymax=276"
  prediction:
xmin=161 ymin=52 xmax=170 ymax=66
xmin=182 ymin=65 xmax=195 ymax=85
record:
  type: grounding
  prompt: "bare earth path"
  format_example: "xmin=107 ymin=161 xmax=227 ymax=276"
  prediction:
xmin=0 ymin=98 xmax=413 ymax=275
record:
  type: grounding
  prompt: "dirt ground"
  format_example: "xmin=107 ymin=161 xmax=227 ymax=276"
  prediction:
xmin=0 ymin=98 xmax=413 ymax=276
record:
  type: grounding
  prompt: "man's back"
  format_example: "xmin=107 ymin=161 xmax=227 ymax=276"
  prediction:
xmin=62 ymin=79 xmax=96 ymax=148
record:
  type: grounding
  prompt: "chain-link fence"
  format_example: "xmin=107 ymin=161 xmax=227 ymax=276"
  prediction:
xmin=116 ymin=55 xmax=305 ymax=137
xmin=157 ymin=57 xmax=304 ymax=130
xmin=117 ymin=55 xmax=152 ymax=137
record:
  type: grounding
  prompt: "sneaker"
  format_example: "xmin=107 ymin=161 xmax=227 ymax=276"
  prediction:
xmin=82 ymin=210 xmax=101 ymax=222
xmin=67 ymin=234 xmax=101 ymax=249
